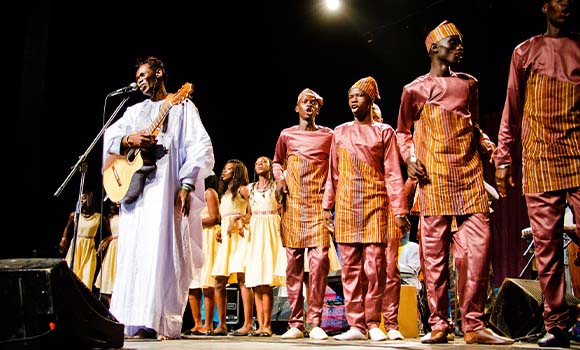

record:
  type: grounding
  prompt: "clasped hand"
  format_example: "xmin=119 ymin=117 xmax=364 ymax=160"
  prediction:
xmin=130 ymin=130 xmax=156 ymax=148
xmin=406 ymin=157 xmax=429 ymax=184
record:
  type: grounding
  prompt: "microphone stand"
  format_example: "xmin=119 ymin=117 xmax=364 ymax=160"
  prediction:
xmin=53 ymin=94 xmax=132 ymax=270
xmin=519 ymin=236 xmax=572 ymax=278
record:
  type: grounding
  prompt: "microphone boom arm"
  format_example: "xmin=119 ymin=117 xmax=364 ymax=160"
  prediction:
xmin=54 ymin=95 xmax=132 ymax=197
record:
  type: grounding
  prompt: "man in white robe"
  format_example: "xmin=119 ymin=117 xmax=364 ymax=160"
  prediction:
xmin=102 ymin=56 xmax=214 ymax=339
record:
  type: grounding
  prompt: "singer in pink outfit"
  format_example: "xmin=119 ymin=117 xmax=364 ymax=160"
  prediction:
xmin=273 ymin=88 xmax=334 ymax=340
xmin=323 ymin=77 xmax=409 ymax=341
xmin=397 ymin=21 xmax=512 ymax=345
xmin=494 ymin=1 xmax=579 ymax=347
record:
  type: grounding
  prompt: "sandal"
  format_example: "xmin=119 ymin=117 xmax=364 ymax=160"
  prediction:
xmin=207 ymin=328 xmax=228 ymax=336
xmin=182 ymin=329 xmax=207 ymax=337
xmin=230 ymin=329 xmax=251 ymax=336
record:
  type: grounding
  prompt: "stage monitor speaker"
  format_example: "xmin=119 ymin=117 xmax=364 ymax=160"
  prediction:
xmin=226 ymin=285 xmax=243 ymax=328
xmin=489 ymin=278 xmax=579 ymax=339
xmin=0 ymin=258 xmax=124 ymax=349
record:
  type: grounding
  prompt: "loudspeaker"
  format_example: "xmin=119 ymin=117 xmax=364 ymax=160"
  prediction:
xmin=0 ymin=258 xmax=124 ymax=349
xmin=490 ymin=278 xmax=579 ymax=339
xmin=226 ymin=285 xmax=243 ymax=328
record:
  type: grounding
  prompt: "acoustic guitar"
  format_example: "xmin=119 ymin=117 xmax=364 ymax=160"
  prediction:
xmin=103 ymin=83 xmax=193 ymax=203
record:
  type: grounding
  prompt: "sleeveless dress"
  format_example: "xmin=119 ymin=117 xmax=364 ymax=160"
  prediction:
xmin=244 ymin=183 xmax=286 ymax=288
xmin=95 ymin=214 xmax=119 ymax=294
xmin=190 ymin=205 xmax=220 ymax=288
xmin=211 ymin=190 xmax=249 ymax=282
xmin=66 ymin=212 xmax=100 ymax=290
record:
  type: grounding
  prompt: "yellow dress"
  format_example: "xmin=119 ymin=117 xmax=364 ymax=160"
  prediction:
xmin=65 ymin=213 xmax=100 ymax=291
xmin=200 ymin=205 xmax=220 ymax=288
xmin=244 ymin=183 xmax=286 ymax=288
xmin=95 ymin=214 xmax=119 ymax=294
xmin=211 ymin=191 xmax=248 ymax=282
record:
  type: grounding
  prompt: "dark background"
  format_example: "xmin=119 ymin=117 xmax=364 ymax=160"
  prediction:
xmin=12 ymin=0 xmax=575 ymax=282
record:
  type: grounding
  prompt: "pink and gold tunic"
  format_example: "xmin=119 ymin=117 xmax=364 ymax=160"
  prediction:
xmin=494 ymin=34 xmax=580 ymax=193
xmin=397 ymin=73 xmax=489 ymax=216
xmin=322 ymin=122 xmax=407 ymax=243
xmin=273 ymin=126 xmax=334 ymax=248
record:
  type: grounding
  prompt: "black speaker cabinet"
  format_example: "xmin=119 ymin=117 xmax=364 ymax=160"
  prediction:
xmin=226 ymin=285 xmax=242 ymax=327
xmin=0 ymin=258 xmax=124 ymax=349
xmin=489 ymin=278 xmax=579 ymax=339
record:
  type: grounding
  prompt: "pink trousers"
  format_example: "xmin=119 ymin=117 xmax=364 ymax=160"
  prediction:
xmin=285 ymin=247 xmax=330 ymax=330
xmin=525 ymin=187 xmax=580 ymax=331
xmin=338 ymin=243 xmax=385 ymax=334
xmin=421 ymin=213 xmax=490 ymax=333
xmin=382 ymin=237 xmax=401 ymax=331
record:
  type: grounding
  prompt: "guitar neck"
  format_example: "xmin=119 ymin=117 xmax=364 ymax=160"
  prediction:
xmin=147 ymin=101 xmax=173 ymax=136
xmin=145 ymin=83 xmax=193 ymax=136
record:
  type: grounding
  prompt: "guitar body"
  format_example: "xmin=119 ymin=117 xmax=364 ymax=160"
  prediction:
xmin=102 ymin=82 xmax=193 ymax=203
xmin=102 ymin=151 xmax=144 ymax=203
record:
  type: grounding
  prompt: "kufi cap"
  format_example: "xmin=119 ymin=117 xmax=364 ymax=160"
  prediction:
xmin=425 ymin=20 xmax=463 ymax=52
xmin=297 ymin=88 xmax=323 ymax=107
xmin=350 ymin=76 xmax=380 ymax=101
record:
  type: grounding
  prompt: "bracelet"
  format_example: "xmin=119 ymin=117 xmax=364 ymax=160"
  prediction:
xmin=125 ymin=135 xmax=134 ymax=147
xmin=497 ymin=164 xmax=511 ymax=169
xmin=180 ymin=183 xmax=194 ymax=192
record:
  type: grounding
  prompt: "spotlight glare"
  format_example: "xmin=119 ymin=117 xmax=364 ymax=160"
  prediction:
xmin=325 ymin=0 xmax=340 ymax=11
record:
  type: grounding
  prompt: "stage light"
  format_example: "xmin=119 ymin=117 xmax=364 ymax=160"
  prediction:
xmin=325 ymin=0 xmax=340 ymax=11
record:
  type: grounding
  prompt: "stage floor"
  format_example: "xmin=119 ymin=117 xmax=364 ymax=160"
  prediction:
xmin=119 ymin=334 xmax=580 ymax=350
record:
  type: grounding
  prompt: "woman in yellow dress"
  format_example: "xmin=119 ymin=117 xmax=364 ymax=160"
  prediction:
xmin=184 ymin=174 xmax=221 ymax=335
xmin=211 ymin=159 xmax=252 ymax=336
xmin=245 ymin=156 xmax=286 ymax=336
xmin=59 ymin=191 xmax=104 ymax=291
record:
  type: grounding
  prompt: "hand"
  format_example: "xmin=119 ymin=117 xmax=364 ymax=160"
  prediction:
xmin=58 ymin=237 xmax=68 ymax=255
xmin=227 ymin=215 xmax=242 ymax=236
xmin=494 ymin=166 xmax=514 ymax=198
xmin=236 ymin=217 xmax=245 ymax=238
xmin=175 ymin=189 xmax=191 ymax=216
xmin=406 ymin=157 xmax=429 ymax=184
xmin=215 ymin=231 xmax=222 ymax=243
xmin=128 ymin=130 xmax=156 ymax=148
xmin=395 ymin=215 xmax=411 ymax=234
xmin=97 ymin=239 xmax=110 ymax=255
xmin=323 ymin=209 xmax=334 ymax=232
xmin=481 ymin=140 xmax=496 ymax=159
xmin=276 ymin=179 xmax=288 ymax=200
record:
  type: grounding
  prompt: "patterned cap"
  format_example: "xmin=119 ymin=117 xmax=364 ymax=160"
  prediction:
xmin=350 ymin=76 xmax=381 ymax=101
xmin=425 ymin=20 xmax=463 ymax=52
xmin=297 ymin=88 xmax=323 ymax=107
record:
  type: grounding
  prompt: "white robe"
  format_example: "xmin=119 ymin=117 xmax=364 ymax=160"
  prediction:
xmin=103 ymin=98 xmax=214 ymax=337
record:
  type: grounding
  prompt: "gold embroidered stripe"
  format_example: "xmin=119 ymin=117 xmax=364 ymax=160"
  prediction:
xmin=333 ymin=147 xmax=392 ymax=243
xmin=414 ymin=104 xmax=489 ymax=215
xmin=521 ymin=72 xmax=580 ymax=193
xmin=281 ymin=155 xmax=329 ymax=248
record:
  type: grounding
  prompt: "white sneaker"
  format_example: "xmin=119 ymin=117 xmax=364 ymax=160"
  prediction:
xmin=387 ymin=329 xmax=404 ymax=340
xmin=333 ymin=328 xmax=367 ymax=340
xmin=368 ymin=327 xmax=387 ymax=341
xmin=281 ymin=327 xmax=304 ymax=339
xmin=308 ymin=327 xmax=328 ymax=340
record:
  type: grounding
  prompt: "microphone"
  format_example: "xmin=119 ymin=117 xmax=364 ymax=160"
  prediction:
xmin=109 ymin=82 xmax=138 ymax=96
